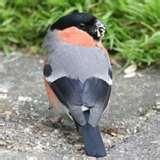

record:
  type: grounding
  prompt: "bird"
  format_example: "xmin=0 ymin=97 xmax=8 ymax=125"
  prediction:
xmin=43 ymin=12 xmax=112 ymax=158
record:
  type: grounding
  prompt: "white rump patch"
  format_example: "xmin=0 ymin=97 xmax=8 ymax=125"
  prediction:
xmin=81 ymin=105 xmax=89 ymax=111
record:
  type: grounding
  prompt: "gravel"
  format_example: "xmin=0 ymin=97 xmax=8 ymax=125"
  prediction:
xmin=0 ymin=52 xmax=160 ymax=160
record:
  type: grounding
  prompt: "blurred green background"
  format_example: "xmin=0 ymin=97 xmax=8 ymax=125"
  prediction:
xmin=0 ymin=0 xmax=160 ymax=66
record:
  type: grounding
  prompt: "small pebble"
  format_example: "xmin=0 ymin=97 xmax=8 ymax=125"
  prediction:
xmin=0 ymin=93 xmax=8 ymax=99
xmin=18 ymin=96 xmax=32 ymax=102
xmin=42 ymin=133 xmax=47 ymax=137
xmin=24 ymin=127 xmax=31 ymax=133
xmin=39 ymin=59 xmax=44 ymax=64
xmin=0 ymin=86 xmax=8 ymax=93
xmin=124 ymin=72 xmax=136 ymax=78
xmin=124 ymin=64 xmax=137 ymax=74
xmin=26 ymin=156 xmax=38 ymax=160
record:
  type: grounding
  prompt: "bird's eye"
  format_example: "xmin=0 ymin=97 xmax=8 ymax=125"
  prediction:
xmin=99 ymin=27 xmax=105 ymax=33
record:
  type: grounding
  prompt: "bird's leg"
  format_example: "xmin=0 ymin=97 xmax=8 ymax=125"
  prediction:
xmin=46 ymin=105 xmax=63 ymax=124
xmin=74 ymin=119 xmax=80 ymax=132
xmin=46 ymin=116 xmax=63 ymax=124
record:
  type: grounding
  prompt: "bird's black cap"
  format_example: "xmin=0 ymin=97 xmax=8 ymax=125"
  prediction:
xmin=51 ymin=12 xmax=96 ymax=30
xmin=50 ymin=12 xmax=106 ymax=40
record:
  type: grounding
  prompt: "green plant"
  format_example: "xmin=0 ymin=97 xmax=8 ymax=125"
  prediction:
xmin=0 ymin=0 xmax=160 ymax=65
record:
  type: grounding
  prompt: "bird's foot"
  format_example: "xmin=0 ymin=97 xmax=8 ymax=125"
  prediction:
xmin=46 ymin=116 xmax=63 ymax=124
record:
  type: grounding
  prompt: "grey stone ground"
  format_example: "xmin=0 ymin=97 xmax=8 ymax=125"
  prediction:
xmin=0 ymin=52 xmax=160 ymax=160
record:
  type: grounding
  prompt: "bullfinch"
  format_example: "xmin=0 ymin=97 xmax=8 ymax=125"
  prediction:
xmin=43 ymin=12 xmax=112 ymax=158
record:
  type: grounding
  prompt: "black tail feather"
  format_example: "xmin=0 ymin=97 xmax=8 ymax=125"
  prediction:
xmin=79 ymin=111 xmax=106 ymax=157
